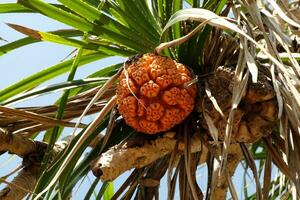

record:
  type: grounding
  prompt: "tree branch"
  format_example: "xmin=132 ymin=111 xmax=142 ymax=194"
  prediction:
xmin=0 ymin=141 xmax=67 ymax=200
xmin=91 ymin=132 xmax=208 ymax=181
xmin=0 ymin=165 xmax=39 ymax=200
xmin=0 ymin=130 xmax=46 ymax=157
xmin=210 ymin=144 xmax=243 ymax=200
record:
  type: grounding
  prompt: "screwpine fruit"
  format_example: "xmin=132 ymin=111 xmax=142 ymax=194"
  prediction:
xmin=116 ymin=54 xmax=197 ymax=134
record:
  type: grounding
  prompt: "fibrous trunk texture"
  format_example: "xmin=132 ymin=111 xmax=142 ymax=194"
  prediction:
xmin=0 ymin=130 xmax=46 ymax=158
xmin=199 ymin=66 xmax=278 ymax=143
xmin=0 ymin=129 xmax=67 ymax=200
xmin=0 ymin=164 xmax=40 ymax=200
xmin=91 ymin=132 xmax=207 ymax=181
xmin=91 ymin=131 xmax=242 ymax=199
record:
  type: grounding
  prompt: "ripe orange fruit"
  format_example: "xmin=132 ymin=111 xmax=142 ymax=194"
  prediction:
xmin=116 ymin=54 xmax=197 ymax=134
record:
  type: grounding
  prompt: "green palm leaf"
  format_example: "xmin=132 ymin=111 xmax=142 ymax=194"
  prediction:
xmin=0 ymin=29 xmax=83 ymax=56
xmin=0 ymin=52 xmax=108 ymax=102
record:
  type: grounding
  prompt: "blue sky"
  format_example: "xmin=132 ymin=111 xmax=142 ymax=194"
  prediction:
xmin=0 ymin=1 xmax=262 ymax=199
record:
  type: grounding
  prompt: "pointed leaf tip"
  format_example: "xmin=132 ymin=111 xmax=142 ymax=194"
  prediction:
xmin=5 ymin=23 xmax=41 ymax=40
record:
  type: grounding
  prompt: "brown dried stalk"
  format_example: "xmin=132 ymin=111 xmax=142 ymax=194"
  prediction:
xmin=0 ymin=86 xmax=115 ymax=136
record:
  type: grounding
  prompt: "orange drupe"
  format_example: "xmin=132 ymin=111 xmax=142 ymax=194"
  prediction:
xmin=116 ymin=54 xmax=197 ymax=134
